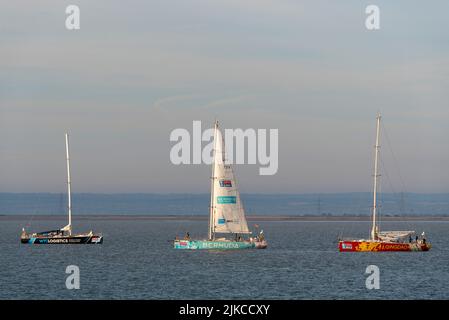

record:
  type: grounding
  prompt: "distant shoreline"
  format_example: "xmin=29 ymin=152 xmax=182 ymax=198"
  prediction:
xmin=2 ymin=193 xmax=448 ymax=217
xmin=2 ymin=214 xmax=449 ymax=221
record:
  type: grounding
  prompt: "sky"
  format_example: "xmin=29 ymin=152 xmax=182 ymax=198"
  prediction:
xmin=0 ymin=0 xmax=448 ymax=193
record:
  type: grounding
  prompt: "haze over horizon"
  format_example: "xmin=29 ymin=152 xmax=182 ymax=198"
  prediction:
xmin=1 ymin=1 xmax=448 ymax=194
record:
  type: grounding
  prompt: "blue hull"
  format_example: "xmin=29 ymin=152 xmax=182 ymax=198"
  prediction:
xmin=21 ymin=235 xmax=103 ymax=244
xmin=174 ymin=239 xmax=256 ymax=250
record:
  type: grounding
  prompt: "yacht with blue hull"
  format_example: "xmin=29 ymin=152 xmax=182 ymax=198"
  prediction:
xmin=21 ymin=230 xmax=103 ymax=244
xmin=174 ymin=121 xmax=267 ymax=250
xmin=174 ymin=239 xmax=263 ymax=250
xmin=21 ymin=133 xmax=103 ymax=245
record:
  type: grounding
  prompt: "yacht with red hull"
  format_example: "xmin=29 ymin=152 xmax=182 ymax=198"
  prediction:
xmin=339 ymin=239 xmax=430 ymax=252
xmin=338 ymin=114 xmax=430 ymax=252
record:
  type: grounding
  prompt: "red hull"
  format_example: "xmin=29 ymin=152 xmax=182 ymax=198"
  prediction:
xmin=339 ymin=240 xmax=431 ymax=252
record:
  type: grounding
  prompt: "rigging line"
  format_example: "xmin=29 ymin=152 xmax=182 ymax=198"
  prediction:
xmin=379 ymin=123 xmax=404 ymax=206
xmin=26 ymin=209 xmax=35 ymax=229
xmin=379 ymin=155 xmax=404 ymax=232
xmin=380 ymin=121 xmax=415 ymax=229
xmin=381 ymin=156 xmax=414 ymax=230
xmin=356 ymin=192 xmax=365 ymax=238
xmin=26 ymin=194 xmax=39 ymax=229
xmin=381 ymin=121 xmax=408 ymax=193
xmin=344 ymin=193 xmax=360 ymax=240
xmin=230 ymin=160 xmax=248 ymax=235
xmin=378 ymin=177 xmax=382 ymax=233
xmin=223 ymin=127 xmax=248 ymax=235
xmin=380 ymin=156 xmax=402 ymax=220
xmin=380 ymin=156 xmax=399 ymax=195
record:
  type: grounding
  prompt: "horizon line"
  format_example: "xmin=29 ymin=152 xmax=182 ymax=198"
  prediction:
xmin=1 ymin=192 xmax=448 ymax=195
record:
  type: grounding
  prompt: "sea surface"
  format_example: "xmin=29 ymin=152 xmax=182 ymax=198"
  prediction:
xmin=1 ymin=217 xmax=448 ymax=299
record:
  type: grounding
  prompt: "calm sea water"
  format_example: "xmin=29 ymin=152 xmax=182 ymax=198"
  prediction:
xmin=1 ymin=217 xmax=448 ymax=299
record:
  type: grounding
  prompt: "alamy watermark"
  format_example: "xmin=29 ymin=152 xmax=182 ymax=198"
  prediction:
xmin=65 ymin=5 xmax=80 ymax=30
xmin=365 ymin=5 xmax=380 ymax=30
xmin=169 ymin=121 xmax=278 ymax=175
xmin=65 ymin=265 xmax=80 ymax=289
xmin=64 ymin=5 xmax=380 ymax=32
xmin=365 ymin=265 xmax=380 ymax=290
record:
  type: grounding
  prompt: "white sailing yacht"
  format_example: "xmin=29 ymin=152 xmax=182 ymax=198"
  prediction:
xmin=174 ymin=121 xmax=267 ymax=250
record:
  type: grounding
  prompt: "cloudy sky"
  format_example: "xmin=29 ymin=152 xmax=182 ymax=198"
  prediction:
xmin=1 ymin=0 xmax=448 ymax=193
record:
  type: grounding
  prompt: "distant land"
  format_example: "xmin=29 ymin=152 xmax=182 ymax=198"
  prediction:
xmin=3 ymin=215 xmax=449 ymax=222
xmin=1 ymin=193 xmax=448 ymax=216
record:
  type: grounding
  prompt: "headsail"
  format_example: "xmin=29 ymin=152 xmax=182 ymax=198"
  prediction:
xmin=211 ymin=122 xmax=251 ymax=235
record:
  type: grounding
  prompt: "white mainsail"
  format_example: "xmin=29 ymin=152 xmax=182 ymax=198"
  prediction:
xmin=210 ymin=121 xmax=251 ymax=237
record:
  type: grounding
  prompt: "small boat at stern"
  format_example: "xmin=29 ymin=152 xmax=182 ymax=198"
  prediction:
xmin=174 ymin=121 xmax=267 ymax=250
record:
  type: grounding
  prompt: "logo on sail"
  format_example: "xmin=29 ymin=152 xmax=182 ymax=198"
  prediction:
xmin=219 ymin=180 xmax=232 ymax=187
xmin=218 ymin=218 xmax=226 ymax=224
xmin=217 ymin=196 xmax=236 ymax=204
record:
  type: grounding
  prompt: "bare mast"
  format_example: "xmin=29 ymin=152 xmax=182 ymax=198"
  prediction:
xmin=371 ymin=114 xmax=381 ymax=240
xmin=65 ymin=133 xmax=72 ymax=236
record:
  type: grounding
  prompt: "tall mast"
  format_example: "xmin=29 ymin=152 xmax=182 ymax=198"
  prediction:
xmin=208 ymin=121 xmax=218 ymax=240
xmin=65 ymin=133 xmax=72 ymax=236
xmin=371 ymin=114 xmax=381 ymax=240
